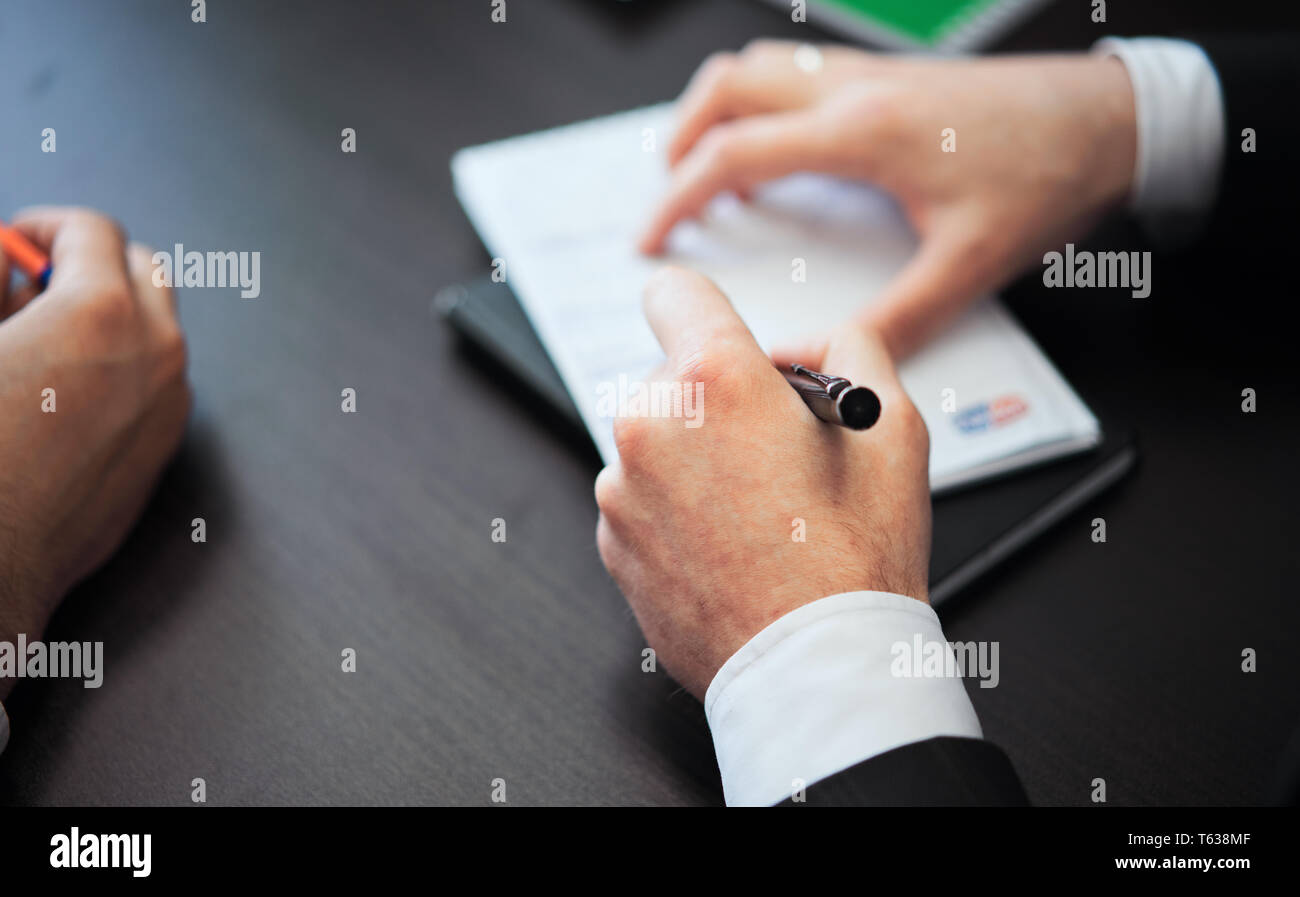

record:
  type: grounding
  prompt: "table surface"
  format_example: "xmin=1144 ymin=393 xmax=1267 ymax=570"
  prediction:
xmin=1 ymin=0 xmax=1296 ymax=806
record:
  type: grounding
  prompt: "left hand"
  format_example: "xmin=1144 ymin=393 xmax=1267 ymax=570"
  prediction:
xmin=0 ymin=207 xmax=190 ymax=700
xmin=638 ymin=41 xmax=1137 ymax=358
xmin=594 ymin=267 xmax=932 ymax=699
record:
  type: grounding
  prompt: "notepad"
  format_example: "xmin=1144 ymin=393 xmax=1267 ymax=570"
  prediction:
xmin=451 ymin=104 xmax=1099 ymax=493
xmin=761 ymin=0 xmax=1053 ymax=51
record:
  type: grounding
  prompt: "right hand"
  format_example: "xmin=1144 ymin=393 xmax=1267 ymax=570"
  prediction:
xmin=594 ymin=268 xmax=931 ymax=698
xmin=638 ymin=42 xmax=1138 ymax=358
xmin=0 ymin=207 xmax=190 ymax=696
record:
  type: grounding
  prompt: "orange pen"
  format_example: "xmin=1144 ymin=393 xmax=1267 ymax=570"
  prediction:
xmin=0 ymin=220 xmax=52 ymax=287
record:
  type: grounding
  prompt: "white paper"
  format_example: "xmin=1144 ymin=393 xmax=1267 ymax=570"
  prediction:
xmin=452 ymin=104 xmax=1099 ymax=492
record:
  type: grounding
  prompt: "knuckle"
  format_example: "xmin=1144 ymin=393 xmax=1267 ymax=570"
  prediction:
xmin=593 ymin=465 xmax=621 ymax=515
xmin=676 ymin=344 xmax=744 ymax=404
xmin=70 ymin=207 xmax=128 ymax=243
xmin=697 ymin=127 xmax=740 ymax=168
xmin=700 ymin=50 xmax=737 ymax=80
xmin=127 ymin=241 xmax=157 ymax=274
xmin=153 ymin=319 xmax=189 ymax=383
xmin=741 ymin=38 xmax=787 ymax=58
xmin=865 ymin=84 xmax=906 ymax=122
xmin=78 ymin=283 xmax=136 ymax=336
xmin=611 ymin=413 xmax=653 ymax=463
xmin=62 ymin=207 xmax=99 ymax=228
xmin=594 ymin=514 xmax=619 ymax=568
xmin=834 ymin=84 xmax=906 ymax=138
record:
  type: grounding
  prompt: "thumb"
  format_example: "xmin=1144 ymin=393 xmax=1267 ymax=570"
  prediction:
xmin=857 ymin=228 xmax=990 ymax=360
xmin=642 ymin=265 xmax=769 ymax=370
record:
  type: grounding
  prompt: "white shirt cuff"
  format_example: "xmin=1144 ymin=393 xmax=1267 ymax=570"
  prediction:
xmin=1093 ymin=37 xmax=1226 ymax=242
xmin=704 ymin=591 xmax=983 ymax=807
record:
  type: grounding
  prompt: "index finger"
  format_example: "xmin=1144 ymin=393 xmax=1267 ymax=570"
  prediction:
xmin=669 ymin=45 xmax=812 ymax=166
xmin=641 ymin=266 xmax=767 ymax=368
xmin=639 ymin=110 xmax=829 ymax=254
xmin=11 ymin=206 xmax=131 ymax=295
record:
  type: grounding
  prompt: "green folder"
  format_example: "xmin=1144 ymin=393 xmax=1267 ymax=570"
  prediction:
xmin=781 ymin=0 xmax=1050 ymax=50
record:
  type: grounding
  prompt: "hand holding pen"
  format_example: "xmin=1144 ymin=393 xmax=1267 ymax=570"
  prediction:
xmin=595 ymin=266 xmax=932 ymax=698
xmin=0 ymin=208 xmax=189 ymax=706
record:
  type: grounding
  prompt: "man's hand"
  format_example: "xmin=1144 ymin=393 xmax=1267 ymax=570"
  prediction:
xmin=639 ymin=42 xmax=1137 ymax=357
xmin=594 ymin=267 xmax=930 ymax=699
xmin=0 ymin=207 xmax=190 ymax=698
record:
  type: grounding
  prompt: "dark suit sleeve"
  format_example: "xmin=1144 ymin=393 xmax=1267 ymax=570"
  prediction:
xmin=1131 ymin=34 xmax=1299 ymax=356
xmin=775 ymin=736 xmax=1029 ymax=807
xmin=1192 ymin=35 xmax=1300 ymax=262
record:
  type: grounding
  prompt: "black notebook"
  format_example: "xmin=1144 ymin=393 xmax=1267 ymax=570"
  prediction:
xmin=439 ymin=276 xmax=1137 ymax=606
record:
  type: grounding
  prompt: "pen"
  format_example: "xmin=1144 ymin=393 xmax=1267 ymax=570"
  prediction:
xmin=784 ymin=363 xmax=882 ymax=430
xmin=0 ymin=220 xmax=52 ymax=288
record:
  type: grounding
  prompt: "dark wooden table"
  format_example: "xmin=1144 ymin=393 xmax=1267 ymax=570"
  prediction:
xmin=1 ymin=0 xmax=1295 ymax=806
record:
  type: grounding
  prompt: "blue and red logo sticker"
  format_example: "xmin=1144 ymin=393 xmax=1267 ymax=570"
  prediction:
xmin=953 ymin=395 xmax=1029 ymax=434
